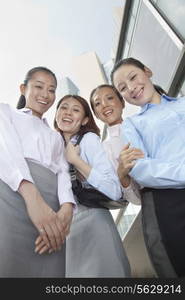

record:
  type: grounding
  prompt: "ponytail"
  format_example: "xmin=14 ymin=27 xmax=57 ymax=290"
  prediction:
xmin=154 ymin=84 xmax=168 ymax=96
xmin=16 ymin=95 xmax=26 ymax=109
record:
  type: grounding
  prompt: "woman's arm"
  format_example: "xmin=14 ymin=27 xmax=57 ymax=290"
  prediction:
xmin=0 ymin=103 xmax=34 ymax=190
xmin=117 ymin=143 xmax=143 ymax=205
xmin=121 ymin=118 xmax=185 ymax=188
xmin=0 ymin=104 xmax=63 ymax=250
xmin=68 ymin=133 xmax=122 ymax=200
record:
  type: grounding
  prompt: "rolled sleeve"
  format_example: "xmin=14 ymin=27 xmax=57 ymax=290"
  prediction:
xmin=56 ymin=135 xmax=77 ymax=210
xmin=122 ymin=179 xmax=141 ymax=205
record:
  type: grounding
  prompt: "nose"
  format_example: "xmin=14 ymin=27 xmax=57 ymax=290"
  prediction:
xmin=127 ymin=82 xmax=136 ymax=94
xmin=41 ymin=88 xmax=49 ymax=99
xmin=101 ymin=98 xmax=108 ymax=107
xmin=64 ymin=109 xmax=72 ymax=115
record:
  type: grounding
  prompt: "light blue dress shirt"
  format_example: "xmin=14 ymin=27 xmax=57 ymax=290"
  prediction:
xmin=71 ymin=132 xmax=122 ymax=200
xmin=121 ymin=95 xmax=185 ymax=188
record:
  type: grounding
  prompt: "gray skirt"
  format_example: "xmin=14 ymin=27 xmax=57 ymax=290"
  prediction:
xmin=66 ymin=203 xmax=131 ymax=278
xmin=0 ymin=160 xmax=65 ymax=278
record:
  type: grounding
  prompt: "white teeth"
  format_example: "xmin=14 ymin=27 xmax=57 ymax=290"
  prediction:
xmin=38 ymin=100 xmax=48 ymax=105
xmin=135 ymin=88 xmax=143 ymax=99
xmin=104 ymin=110 xmax=112 ymax=116
xmin=63 ymin=118 xmax=72 ymax=122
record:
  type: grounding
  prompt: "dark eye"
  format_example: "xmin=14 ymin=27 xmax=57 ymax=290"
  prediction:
xmin=107 ymin=96 xmax=113 ymax=100
xmin=49 ymin=89 xmax=55 ymax=94
xmin=60 ymin=106 xmax=67 ymax=110
xmin=120 ymin=86 xmax=126 ymax=92
xmin=95 ymin=102 xmax=100 ymax=107
xmin=131 ymin=75 xmax=136 ymax=80
xmin=36 ymin=85 xmax=42 ymax=89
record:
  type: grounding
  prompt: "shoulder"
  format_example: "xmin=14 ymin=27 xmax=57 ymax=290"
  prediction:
xmin=0 ymin=102 xmax=11 ymax=112
xmin=102 ymin=136 xmax=111 ymax=149
xmin=80 ymin=133 xmax=102 ymax=155
xmin=53 ymin=129 xmax=64 ymax=142
xmin=176 ymin=96 xmax=185 ymax=102
xmin=0 ymin=103 xmax=17 ymax=119
xmin=81 ymin=132 xmax=100 ymax=144
xmin=50 ymin=130 xmax=65 ymax=152
xmin=122 ymin=116 xmax=136 ymax=128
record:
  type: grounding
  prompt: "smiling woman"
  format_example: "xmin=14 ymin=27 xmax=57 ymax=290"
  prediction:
xmin=40 ymin=94 xmax=131 ymax=278
xmin=0 ymin=66 xmax=75 ymax=277
xmin=90 ymin=84 xmax=142 ymax=205
xmin=111 ymin=57 xmax=185 ymax=278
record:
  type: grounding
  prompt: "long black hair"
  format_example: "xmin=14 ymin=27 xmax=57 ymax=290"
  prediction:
xmin=16 ymin=66 xmax=57 ymax=109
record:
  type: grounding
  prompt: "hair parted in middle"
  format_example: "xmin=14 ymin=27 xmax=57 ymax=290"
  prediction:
xmin=54 ymin=94 xmax=100 ymax=138
xmin=89 ymin=84 xmax=125 ymax=113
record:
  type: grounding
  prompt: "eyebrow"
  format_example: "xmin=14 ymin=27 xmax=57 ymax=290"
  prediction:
xmin=128 ymin=71 xmax=135 ymax=77
xmin=35 ymin=80 xmax=56 ymax=88
xmin=117 ymin=71 xmax=135 ymax=88
xmin=94 ymin=93 xmax=113 ymax=101
xmin=61 ymin=103 xmax=82 ymax=108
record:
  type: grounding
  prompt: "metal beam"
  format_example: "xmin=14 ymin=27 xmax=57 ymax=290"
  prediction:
xmin=115 ymin=0 xmax=133 ymax=63
xmin=168 ymin=48 xmax=185 ymax=96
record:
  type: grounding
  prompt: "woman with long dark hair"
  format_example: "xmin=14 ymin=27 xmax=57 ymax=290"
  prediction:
xmin=36 ymin=94 xmax=131 ymax=277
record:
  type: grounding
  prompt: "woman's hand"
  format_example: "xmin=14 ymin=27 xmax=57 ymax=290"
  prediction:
xmin=65 ymin=141 xmax=80 ymax=164
xmin=34 ymin=203 xmax=74 ymax=254
xmin=18 ymin=180 xmax=63 ymax=252
xmin=118 ymin=143 xmax=144 ymax=187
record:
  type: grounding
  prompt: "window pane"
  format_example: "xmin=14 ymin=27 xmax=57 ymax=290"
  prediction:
xmin=151 ymin=0 xmax=185 ymax=39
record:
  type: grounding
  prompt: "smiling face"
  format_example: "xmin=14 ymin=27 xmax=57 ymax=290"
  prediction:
xmin=55 ymin=96 xmax=88 ymax=139
xmin=20 ymin=71 xmax=56 ymax=118
xmin=113 ymin=64 xmax=161 ymax=106
xmin=91 ymin=86 xmax=124 ymax=126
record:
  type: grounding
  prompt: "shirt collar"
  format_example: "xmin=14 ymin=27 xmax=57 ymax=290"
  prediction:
xmin=19 ymin=107 xmax=49 ymax=126
xmin=107 ymin=123 xmax=121 ymax=137
xmin=138 ymin=94 xmax=177 ymax=115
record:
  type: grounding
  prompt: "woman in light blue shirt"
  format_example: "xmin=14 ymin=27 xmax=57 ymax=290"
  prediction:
xmin=36 ymin=94 xmax=131 ymax=277
xmin=111 ymin=57 xmax=185 ymax=278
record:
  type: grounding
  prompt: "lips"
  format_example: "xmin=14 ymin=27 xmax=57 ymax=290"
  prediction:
xmin=103 ymin=109 xmax=113 ymax=116
xmin=37 ymin=100 xmax=48 ymax=105
xmin=62 ymin=118 xmax=73 ymax=123
xmin=133 ymin=88 xmax=144 ymax=99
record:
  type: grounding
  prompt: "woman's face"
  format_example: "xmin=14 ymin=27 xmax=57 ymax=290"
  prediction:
xmin=92 ymin=87 xmax=124 ymax=126
xmin=20 ymin=71 xmax=56 ymax=118
xmin=55 ymin=97 xmax=88 ymax=136
xmin=113 ymin=64 xmax=159 ymax=107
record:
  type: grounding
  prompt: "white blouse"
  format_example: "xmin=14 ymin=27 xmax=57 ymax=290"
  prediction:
xmin=0 ymin=103 xmax=75 ymax=206
xmin=102 ymin=123 xmax=141 ymax=205
xmin=71 ymin=132 xmax=122 ymax=201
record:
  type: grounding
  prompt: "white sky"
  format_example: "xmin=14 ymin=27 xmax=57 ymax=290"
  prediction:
xmin=0 ymin=0 xmax=124 ymax=109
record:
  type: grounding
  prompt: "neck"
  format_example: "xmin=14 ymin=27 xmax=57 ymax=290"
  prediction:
xmin=63 ymin=133 xmax=75 ymax=144
xmin=25 ymin=106 xmax=42 ymax=119
xmin=108 ymin=118 xmax=122 ymax=127
xmin=150 ymin=90 xmax=161 ymax=105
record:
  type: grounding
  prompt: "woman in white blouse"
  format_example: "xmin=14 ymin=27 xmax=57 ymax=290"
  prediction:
xmin=37 ymin=94 xmax=131 ymax=277
xmin=0 ymin=66 xmax=75 ymax=277
xmin=90 ymin=84 xmax=142 ymax=205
